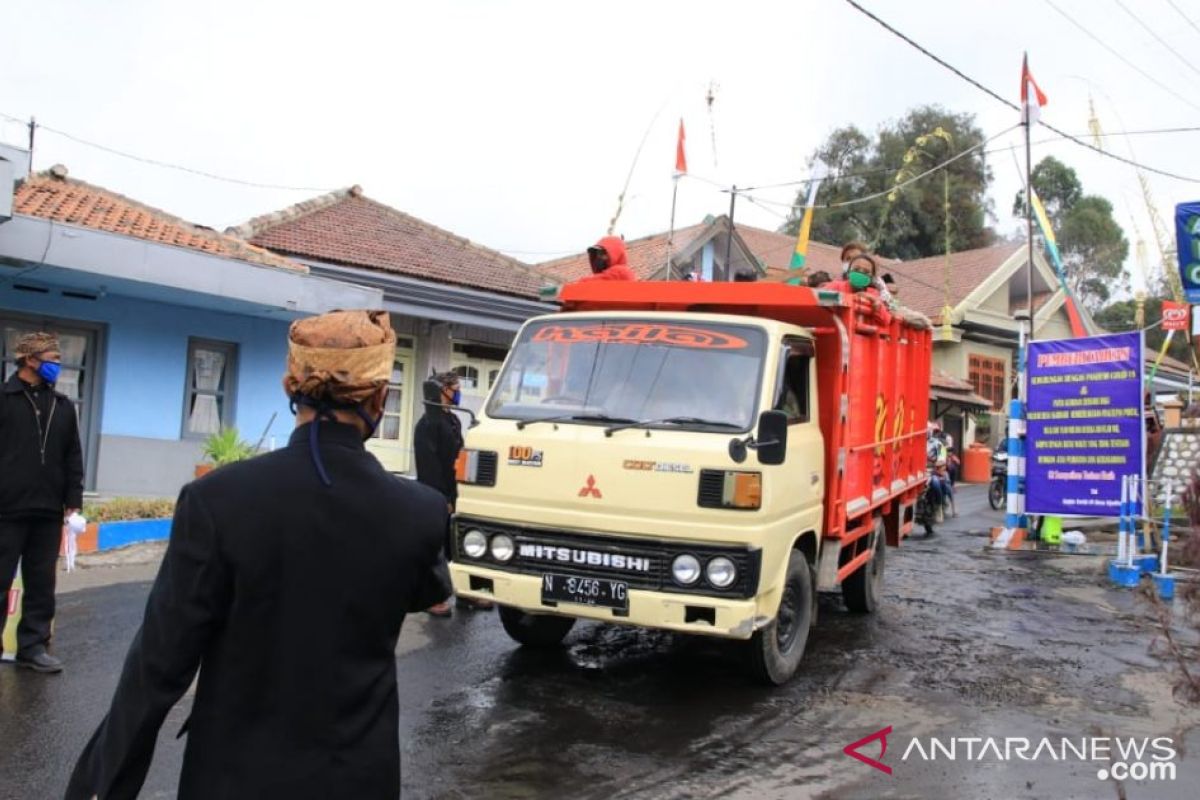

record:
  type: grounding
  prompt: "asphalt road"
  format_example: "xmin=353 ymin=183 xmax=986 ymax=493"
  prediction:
xmin=2 ymin=485 xmax=1197 ymax=799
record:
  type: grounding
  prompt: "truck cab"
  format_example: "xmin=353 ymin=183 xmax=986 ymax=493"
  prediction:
xmin=450 ymin=282 xmax=931 ymax=684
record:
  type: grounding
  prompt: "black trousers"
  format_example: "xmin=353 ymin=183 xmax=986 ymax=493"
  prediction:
xmin=0 ymin=517 xmax=62 ymax=656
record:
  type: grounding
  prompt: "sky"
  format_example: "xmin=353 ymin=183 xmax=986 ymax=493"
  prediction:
xmin=2 ymin=0 xmax=1198 ymax=290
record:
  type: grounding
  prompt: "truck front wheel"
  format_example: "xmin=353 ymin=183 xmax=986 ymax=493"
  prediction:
xmin=498 ymin=605 xmax=576 ymax=648
xmin=842 ymin=518 xmax=885 ymax=613
xmin=747 ymin=549 xmax=814 ymax=685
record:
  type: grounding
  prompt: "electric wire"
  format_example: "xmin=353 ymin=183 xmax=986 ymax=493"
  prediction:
xmin=1165 ymin=0 xmax=1200 ymax=36
xmin=1043 ymin=0 xmax=1200 ymax=113
xmin=1112 ymin=0 xmax=1200 ymax=79
xmin=841 ymin=0 xmax=1200 ymax=183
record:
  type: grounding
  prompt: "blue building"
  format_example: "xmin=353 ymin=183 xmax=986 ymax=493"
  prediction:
xmin=0 ymin=146 xmax=381 ymax=497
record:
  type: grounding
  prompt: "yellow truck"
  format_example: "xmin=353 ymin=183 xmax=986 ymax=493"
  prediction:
xmin=450 ymin=280 xmax=932 ymax=684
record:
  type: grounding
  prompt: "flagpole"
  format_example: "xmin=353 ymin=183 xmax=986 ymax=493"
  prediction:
xmin=1024 ymin=66 xmax=1035 ymax=348
xmin=666 ymin=174 xmax=680 ymax=278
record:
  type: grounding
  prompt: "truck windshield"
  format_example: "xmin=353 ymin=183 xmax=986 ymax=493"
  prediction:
xmin=487 ymin=319 xmax=766 ymax=432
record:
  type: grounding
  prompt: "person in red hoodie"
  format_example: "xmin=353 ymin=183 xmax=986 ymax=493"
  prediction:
xmin=579 ymin=235 xmax=637 ymax=282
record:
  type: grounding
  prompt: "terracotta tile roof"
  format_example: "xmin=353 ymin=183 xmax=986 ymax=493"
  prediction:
xmin=734 ymin=224 xmax=852 ymax=282
xmin=882 ymin=244 xmax=1022 ymax=321
xmin=14 ymin=166 xmax=306 ymax=272
xmin=229 ymin=187 xmax=546 ymax=299
xmin=537 ymin=222 xmax=712 ymax=283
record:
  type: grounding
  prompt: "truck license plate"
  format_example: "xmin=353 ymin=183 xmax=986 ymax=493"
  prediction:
xmin=541 ymin=573 xmax=629 ymax=611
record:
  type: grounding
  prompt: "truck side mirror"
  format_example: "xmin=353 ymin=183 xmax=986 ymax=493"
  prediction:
xmin=729 ymin=410 xmax=790 ymax=464
xmin=755 ymin=409 xmax=789 ymax=465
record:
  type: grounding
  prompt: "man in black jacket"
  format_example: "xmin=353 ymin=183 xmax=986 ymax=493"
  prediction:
xmin=413 ymin=371 xmax=464 ymax=617
xmin=67 ymin=310 xmax=452 ymax=800
xmin=0 ymin=331 xmax=83 ymax=673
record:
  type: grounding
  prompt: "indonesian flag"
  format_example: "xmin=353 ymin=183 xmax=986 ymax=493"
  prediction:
xmin=1021 ymin=53 xmax=1047 ymax=125
xmin=675 ymin=119 xmax=687 ymax=175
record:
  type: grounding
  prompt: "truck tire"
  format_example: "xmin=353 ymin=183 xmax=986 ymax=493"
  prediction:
xmin=842 ymin=518 xmax=885 ymax=613
xmin=747 ymin=549 xmax=814 ymax=686
xmin=498 ymin=605 xmax=576 ymax=648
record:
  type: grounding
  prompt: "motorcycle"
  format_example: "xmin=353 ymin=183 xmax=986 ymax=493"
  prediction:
xmin=914 ymin=471 xmax=939 ymax=536
xmin=988 ymin=450 xmax=1008 ymax=511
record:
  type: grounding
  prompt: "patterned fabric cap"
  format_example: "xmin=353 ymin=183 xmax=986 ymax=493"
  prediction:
xmin=283 ymin=310 xmax=396 ymax=404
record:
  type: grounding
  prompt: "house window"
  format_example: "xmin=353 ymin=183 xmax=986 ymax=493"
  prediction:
xmin=451 ymin=341 xmax=508 ymax=405
xmin=183 ymin=339 xmax=237 ymax=437
xmin=968 ymin=354 xmax=1007 ymax=411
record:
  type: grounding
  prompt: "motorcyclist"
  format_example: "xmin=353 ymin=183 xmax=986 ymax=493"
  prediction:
xmin=926 ymin=424 xmax=953 ymax=522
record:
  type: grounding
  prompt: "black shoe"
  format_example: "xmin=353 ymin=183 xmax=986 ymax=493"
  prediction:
xmin=15 ymin=650 xmax=63 ymax=674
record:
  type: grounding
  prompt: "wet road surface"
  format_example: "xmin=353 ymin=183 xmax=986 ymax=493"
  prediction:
xmin=2 ymin=485 xmax=1198 ymax=799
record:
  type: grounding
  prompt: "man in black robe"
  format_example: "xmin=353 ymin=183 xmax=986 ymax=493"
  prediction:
xmin=67 ymin=310 xmax=451 ymax=799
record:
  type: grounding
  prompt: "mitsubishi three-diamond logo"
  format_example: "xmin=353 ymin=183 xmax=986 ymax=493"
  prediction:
xmin=578 ymin=474 xmax=603 ymax=499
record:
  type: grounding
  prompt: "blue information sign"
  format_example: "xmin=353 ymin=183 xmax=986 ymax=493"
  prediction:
xmin=1025 ymin=332 xmax=1144 ymax=517
xmin=1175 ymin=201 xmax=1200 ymax=303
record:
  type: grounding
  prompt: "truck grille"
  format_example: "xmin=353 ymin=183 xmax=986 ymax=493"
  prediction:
xmin=474 ymin=451 xmax=498 ymax=486
xmin=454 ymin=518 xmax=761 ymax=598
xmin=697 ymin=470 xmax=726 ymax=508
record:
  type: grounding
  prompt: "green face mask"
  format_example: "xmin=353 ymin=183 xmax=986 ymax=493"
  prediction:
xmin=848 ymin=271 xmax=872 ymax=290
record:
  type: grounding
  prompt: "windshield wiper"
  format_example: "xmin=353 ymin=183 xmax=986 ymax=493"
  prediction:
xmin=517 ymin=413 xmax=634 ymax=430
xmin=604 ymin=416 xmax=744 ymax=436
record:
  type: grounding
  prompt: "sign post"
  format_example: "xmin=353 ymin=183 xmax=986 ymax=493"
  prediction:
xmin=1025 ymin=332 xmax=1145 ymax=518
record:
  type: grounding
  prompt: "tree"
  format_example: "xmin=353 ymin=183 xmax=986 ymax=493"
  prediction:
xmin=784 ymin=105 xmax=994 ymax=261
xmin=1013 ymin=157 xmax=1129 ymax=311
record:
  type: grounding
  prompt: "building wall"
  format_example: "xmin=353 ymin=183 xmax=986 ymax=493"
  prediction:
xmin=0 ymin=284 xmax=293 ymax=497
xmin=932 ymin=343 xmax=966 ymax=379
xmin=1035 ymin=308 xmax=1074 ymax=340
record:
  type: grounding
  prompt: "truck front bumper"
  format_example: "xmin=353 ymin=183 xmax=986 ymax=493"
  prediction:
xmin=450 ymin=563 xmax=768 ymax=640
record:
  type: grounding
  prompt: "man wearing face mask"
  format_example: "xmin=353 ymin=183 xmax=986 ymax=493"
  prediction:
xmin=67 ymin=310 xmax=452 ymax=800
xmin=414 ymin=370 xmax=493 ymax=615
xmin=578 ymin=235 xmax=637 ymax=282
xmin=0 ymin=332 xmax=83 ymax=673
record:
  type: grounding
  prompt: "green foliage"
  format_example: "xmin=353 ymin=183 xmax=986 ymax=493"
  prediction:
xmin=201 ymin=427 xmax=256 ymax=466
xmin=1014 ymin=156 xmax=1129 ymax=312
xmin=1094 ymin=298 xmax=1192 ymax=363
xmin=81 ymin=497 xmax=176 ymax=523
xmin=785 ymin=105 xmax=994 ymax=260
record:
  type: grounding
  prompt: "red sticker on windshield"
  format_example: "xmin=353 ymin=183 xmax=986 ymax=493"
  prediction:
xmin=532 ymin=324 xmax=748 ymax=350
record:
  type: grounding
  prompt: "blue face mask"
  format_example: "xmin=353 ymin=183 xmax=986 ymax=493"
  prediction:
xmin=451 ymin=389 xmax=462 ymax=406
xmin=36 ymin=360 xmax=61 ymax=384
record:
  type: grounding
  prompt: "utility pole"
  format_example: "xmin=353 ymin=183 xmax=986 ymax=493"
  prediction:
xmin=724 ymin=185 xmax=737 ymax=279
xmin=27 ymin=117 xmax=36 ymax=172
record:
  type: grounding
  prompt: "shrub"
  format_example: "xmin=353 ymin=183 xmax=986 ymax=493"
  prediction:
xmin=81 ymin=497 xmax=176 ymax=523
xmin=201 ymin=427 xmax=256 ymax=466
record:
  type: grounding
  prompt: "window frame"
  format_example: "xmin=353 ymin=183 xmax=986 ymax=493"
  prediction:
xmin=773 ymin=337 xmax=814 ymax=424
xmin=181 ymin=337 xmax=239 ymax=440
xmin=968 ymin=353 xmax=1007 ymax=411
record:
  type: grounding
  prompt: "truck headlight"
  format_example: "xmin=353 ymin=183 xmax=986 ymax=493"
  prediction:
xmin=706 ymin=556 xmax=737 ymax=588
xmin=462 ymin=529 xmax=488 ymax=558
xmin=672 ymin=554 xmax=701 ymax=585
xmin=490 ymin=533 xmax=515 ymax=562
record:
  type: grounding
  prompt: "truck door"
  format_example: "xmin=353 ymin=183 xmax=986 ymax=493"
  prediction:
xmin=772 ymin=338 xmax=824 ymax=522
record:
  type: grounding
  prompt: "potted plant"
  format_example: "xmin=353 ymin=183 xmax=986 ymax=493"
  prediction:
xmin=196 ymin=427 xmax=256 ymax=478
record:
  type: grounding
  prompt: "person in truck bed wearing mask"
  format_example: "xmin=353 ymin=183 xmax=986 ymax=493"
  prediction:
xmin=577 ymin=235 xmax=637 ymax=282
